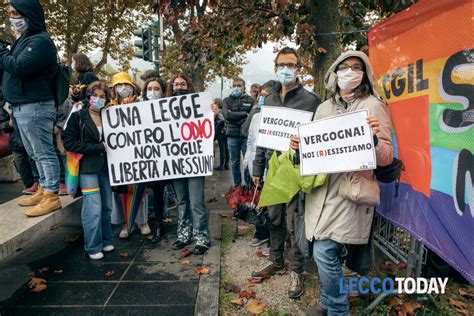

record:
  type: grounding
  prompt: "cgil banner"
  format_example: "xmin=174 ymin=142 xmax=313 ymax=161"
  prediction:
xmin=256 ymin=107 xmax=313 ymax=152
xmin=369 ymin=0 xmax=473 ymax=282
xmin=298 ymin=110 xmax=376 ymax=175
xmin=102 ymin=92 xmax=214 ymax=186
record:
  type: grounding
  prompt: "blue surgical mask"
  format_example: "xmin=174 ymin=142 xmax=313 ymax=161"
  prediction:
xmin=258 ymin=96 xmax=265 ymax=106
xmin=10 ymin=17 xmax=28 ymax=34
xmin=90 ymin=96 xmax=105 ymax=110
xmin=276 ymin=67 xmax=296 ymax=86
xmin=231 ymin=87 xmax=242 ymax=97
xmin=146 ymin=90 xmax=161 ymax=100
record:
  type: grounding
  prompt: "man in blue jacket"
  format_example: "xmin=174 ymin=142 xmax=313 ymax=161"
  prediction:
xmin=0 ymin=0 xmax=61 ymax=216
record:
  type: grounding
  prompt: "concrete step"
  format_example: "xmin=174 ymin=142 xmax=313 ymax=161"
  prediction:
xmin=0 ymin=194 xmax=82 ymax=260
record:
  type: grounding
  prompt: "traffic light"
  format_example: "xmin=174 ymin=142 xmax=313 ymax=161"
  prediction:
xmin=133 ymin=28 xmax=152 ymax=61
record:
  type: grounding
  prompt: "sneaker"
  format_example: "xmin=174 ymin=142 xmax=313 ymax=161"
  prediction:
xmin=171 ymin=239 xmax=193 ymax=250
xmin=89 ymin=252 xmax=104 ymax=260
xmin=342 ymin=265 xmax=357 ymax=277
xmin=119 ymin=225 xmax=130 ymax=239
xmin=58 ymin=183 xmax=68 ymax=196
xmin=139 ymin=223 xmax=151 ymax=235
xmin=167 ymin=200 xmax=177 ymax=210
xmin=261 ymin=247 xmax=270 ymax=257
xmin=248 ymin=238 xmax=269 ymax=247
xmin=103 ymin=245 xmax=114 ymax=252
xmin=251 ymin=260 xmax=285 ymax=278
xmin=193 ymin=245 xmax=209 ymax=255
xmin=288 ymin=271 xmax=304 ymax=299
xmin=22 ymin=183 xmax=38 ymax=195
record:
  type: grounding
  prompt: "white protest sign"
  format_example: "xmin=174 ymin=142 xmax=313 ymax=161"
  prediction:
xmin=298 ymin=109 xmax=376 ymax=175
xmin=256 ymin=107 xmax=314 ymax=152
xmin=102 ymin=92 xmax=214 ymax=185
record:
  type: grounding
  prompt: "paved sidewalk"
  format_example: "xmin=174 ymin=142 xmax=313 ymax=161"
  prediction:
xmin=0 ymin=168 xmax=232 ymax=315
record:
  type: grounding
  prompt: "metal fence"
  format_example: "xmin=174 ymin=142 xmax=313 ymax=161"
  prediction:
xmin=365 ymin=214 xmax=435 ymax=312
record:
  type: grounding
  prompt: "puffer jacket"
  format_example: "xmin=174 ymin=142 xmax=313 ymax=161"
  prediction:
xmin=304 ymin=50 xmax=394 ymax=245
xmin=222 ymin=94 xmax=254 ymax=138
xmin=0 ymin=0 xmax=57 ymax=105
xmin=252 ymin=79 xmax=320 ymax=177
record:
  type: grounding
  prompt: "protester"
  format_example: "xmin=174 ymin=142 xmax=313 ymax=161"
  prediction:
xmin=1 ymin=104 xmax=39 ymax=194
xmin=291 ymin=51 xmax=394 ymax=315
xmin=250 ymin=83 xmax=260 ymax=100
xmin=1 ymin=0 xmax=61 ymax=217
xmin=140 ymin=69 xmax=161 ymax=82
xmin=243 ymin=81 xmax=278 ymax=248
xmin=167 ymin=73 xmax=211 ymax=255
xmin=70 ymin=53 xmax=95 ymax=103
xmin=141 ymin=76 xmax=171 ymax=243
xmin=62 ymin=81 xmax=114 ymax=260
xmin=222 ymin=78 xmax=255 ymax=187
xmin=252 ymin=47 xmax=321 ymax=299
xmin=110 ymin=72 xmax=151 ymax=238
xmin=212 ymin=98 xmax=229 ymax=171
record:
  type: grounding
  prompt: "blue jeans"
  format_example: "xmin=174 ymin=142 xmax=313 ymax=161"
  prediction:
xmin=227 ymin=136 xmax=247 ymax=187
xmin=313 ymin=239 xmax=349 ymax=315
xmin=12 ymin=101 xmax=60 ymax=192
xmin=79 ymin=170 xmax=113 ymax=254
xmin=173 ymin=177 xmax=210 ymax=247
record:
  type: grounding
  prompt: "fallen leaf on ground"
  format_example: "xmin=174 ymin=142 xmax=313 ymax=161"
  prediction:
xmin=180 ymin=260 xmax=191 ymax=265
xmin=180 ymin=248 xmax=193 ymax=257
xmin=222 ymin=282 xmax=241 ymax=293
xmin=30 ymin=283 xmax=47 ymax=293
xmin=53 ymin=269 xmax=63 ymax=274
xmin=206 ymin=197 xmax=217 ymax=203
xmin=255 ymin=251 xmax=267 ymax=258
xmin=317 ymin=47 xmax=327 ymax=54
xmin=38 ymin=267 xmax=49 ymax=273
xmin=239 ymin=289 xmax=256 ymax=299
xmin=105 ymin=271 xmax=116 ymax=277
xmin=386 ymin=296 xmax=400 ymax=311
xmin=28 ymin=277 xmax=46 ymax=288
xmin=163 ymin=217 xmax=173 ymax=223
xmin=459 ymin=288 xmax=474 ymax=299
xmin=246 ymin=275 xmax=270 ymax=286
xmin=403 ymin=300 xmax=422 ymax=314
xmin=449 ymin=298 xmax=467 ymax=309
xmin=195 ymin=266 xmax=210 ymax=275
xmin=119 ymin=252 xmax=129 ymax=257
xmin=246 ymin=298 xmax=269 ymax=314
xmin=230 ymin=297 xmax=244 ymax=306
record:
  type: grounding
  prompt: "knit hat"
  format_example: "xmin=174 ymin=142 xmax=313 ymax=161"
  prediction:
xmin=112 ymin=72 xmax=133 ymax=87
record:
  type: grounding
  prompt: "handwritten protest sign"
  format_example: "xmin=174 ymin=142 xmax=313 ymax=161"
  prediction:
xmin=256 ymin=107 xmax=313 ymax=152
xmin=102 ymin=92 xmax=214 ymax=185
xmin=298 ymin=110 xmax=376 ymax=175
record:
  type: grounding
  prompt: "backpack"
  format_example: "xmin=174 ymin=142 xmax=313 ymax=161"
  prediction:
xmin=53 ymin=62 xmax=71 ymax=107
xmin=374 ymin=157 xmax=404 ymax=197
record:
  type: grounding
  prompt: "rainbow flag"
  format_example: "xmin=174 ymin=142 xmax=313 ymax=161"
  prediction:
xmin=118 ymin=183 xmax=147 ymax=233
xmin=65 ymin=152 xmax=83 ymax=197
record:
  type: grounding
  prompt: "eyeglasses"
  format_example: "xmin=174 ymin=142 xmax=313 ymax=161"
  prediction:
xmin=275 ymin=63 xmax=299 ymax=71
xmin=173 ymin=82 xmax=188 ymax=88
xmin=337 ymin=64 xmax=364 ymax=72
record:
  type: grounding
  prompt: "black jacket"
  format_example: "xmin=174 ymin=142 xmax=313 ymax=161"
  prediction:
xmin=222 ymin=94 xmax=255 ymax=138
xmin=253 ymin=80 xmax=321 ymax=177
xmin=0 ymin=0 xmax=57 ymax=105
xmin=62 ymin=109 xmax=107 ymax=174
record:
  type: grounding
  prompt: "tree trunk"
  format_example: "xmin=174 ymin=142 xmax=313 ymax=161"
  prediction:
xmin=311 ymin=0 xmax=341 ymax=101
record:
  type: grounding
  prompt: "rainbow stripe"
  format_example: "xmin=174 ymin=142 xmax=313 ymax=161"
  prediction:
xmin=65 ymin=152 xmax=83 ymax=196
xmin=82 ymin=186 xmax=100 ymax=195
xmin=117 ymin=183 xmax=147 ymax=233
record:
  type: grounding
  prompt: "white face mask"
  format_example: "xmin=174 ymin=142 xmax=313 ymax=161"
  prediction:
xmin=336 ymin=68 xmax=364 ymax=91
xmin=146 ymin=90 xmax=161 ymax=100
xmin=10 ymin=17 xmax=28 ymax=34
xmin=116 ymin=85 xmax=133 ymax=98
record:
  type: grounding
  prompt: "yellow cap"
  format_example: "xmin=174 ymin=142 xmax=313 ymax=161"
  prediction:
xmin=112 ymin=72 xmax=133 ymax=87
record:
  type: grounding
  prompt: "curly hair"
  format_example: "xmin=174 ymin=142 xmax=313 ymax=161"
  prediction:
xmin=142 ymin=77 xmax=167 ymax=100
xmin=166 ymin=73 xmax=195 ymax=97
xmin=86 ymin=81 xmax=110 ymax=104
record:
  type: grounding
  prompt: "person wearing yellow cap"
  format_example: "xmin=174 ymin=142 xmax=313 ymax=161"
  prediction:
xmin=111 ymin=72 xmax=139 ymax=105
xmin=109 ymin=72 xmax=151 ymax=238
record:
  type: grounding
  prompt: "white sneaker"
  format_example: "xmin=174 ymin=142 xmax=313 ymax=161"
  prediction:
xmin=139 ymin=223 xmax=151 ymax=235
xmin=89 ymin=252 xmax=104 ymax=260
xmin=119 ymin=225 xmax=129 ymax=239
xmin=103 ymin=245 xmax=114 ymax=252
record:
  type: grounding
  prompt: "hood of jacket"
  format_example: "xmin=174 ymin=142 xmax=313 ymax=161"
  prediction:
xmin=324 ymin=50 xmax=380 ymax=99
xmin=10 ymin=0 xmax=47 ymax=34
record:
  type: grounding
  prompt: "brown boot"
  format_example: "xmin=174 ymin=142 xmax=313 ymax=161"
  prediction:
xmin=25 ymin=191 xmax=62 ymax=217
xmin=18 ymin=186 xmax=45 ymax=206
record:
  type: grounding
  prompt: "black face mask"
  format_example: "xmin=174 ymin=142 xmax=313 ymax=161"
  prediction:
xmin=172 ymin=89 xmax=189 ymax=96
